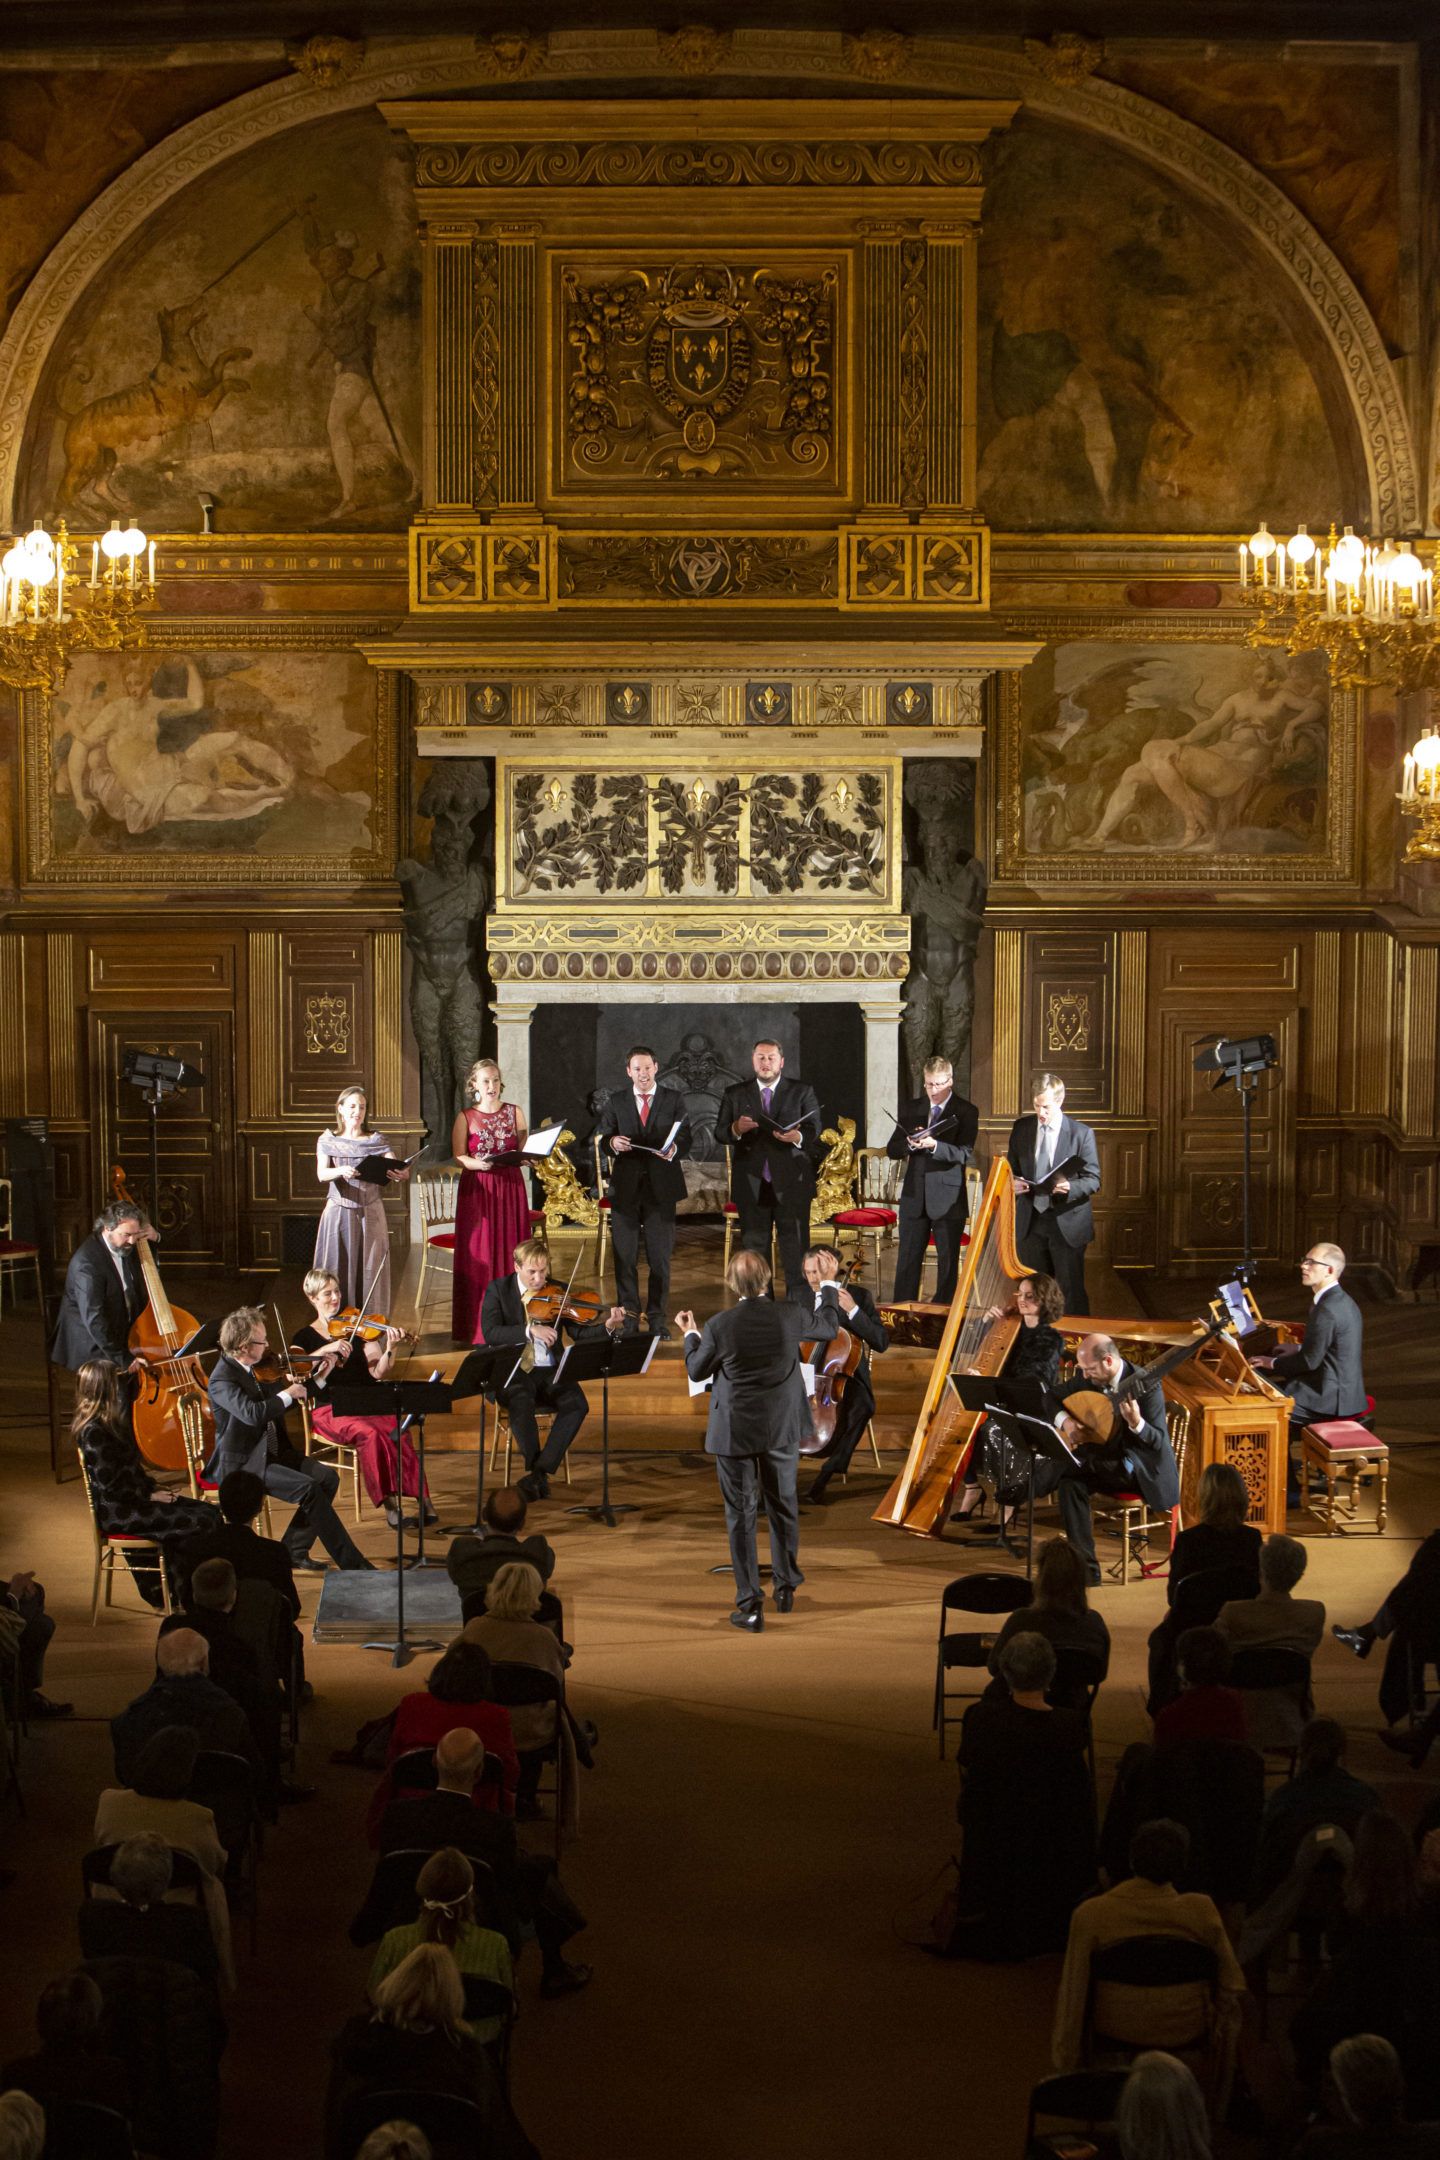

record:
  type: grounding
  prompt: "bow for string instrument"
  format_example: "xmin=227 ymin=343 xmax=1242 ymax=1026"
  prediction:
xmin=1060 ymin=1309 xmax=1229 ymax=1447
xmin=799 ymin=1258 xmax=866 ymax=1457
xmin=110 ymin=1162 xmax=213 ymax=1473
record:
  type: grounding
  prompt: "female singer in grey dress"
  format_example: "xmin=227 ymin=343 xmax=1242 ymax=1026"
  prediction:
xmin=313 ymin=1086 xmax=409 ymax=1310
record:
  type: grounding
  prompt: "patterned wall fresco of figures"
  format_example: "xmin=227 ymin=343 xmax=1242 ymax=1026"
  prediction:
xmin=17 ymin=110 xmax=419 ymax=533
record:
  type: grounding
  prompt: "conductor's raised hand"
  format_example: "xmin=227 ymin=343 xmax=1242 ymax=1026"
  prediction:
xmin=674 ymin=1308 xmax=698 ymax=1337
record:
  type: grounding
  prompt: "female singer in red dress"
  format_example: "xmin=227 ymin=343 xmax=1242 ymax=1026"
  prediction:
xmin=451 ymin=1059 xmax=533 ymax=1344
xmin=291 ymin=1270 xmax=434 ymax=1528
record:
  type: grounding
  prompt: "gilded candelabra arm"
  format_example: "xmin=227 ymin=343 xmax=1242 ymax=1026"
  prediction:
xmin=533 ymin=1128 xmax=600 ymax=1231
xmin=812 ymin=1116 xmax=859 ymax=1223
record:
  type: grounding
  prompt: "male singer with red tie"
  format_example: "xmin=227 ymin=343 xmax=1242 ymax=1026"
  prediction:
xmin=594 ymin=1046 xmax=693 ymax=1338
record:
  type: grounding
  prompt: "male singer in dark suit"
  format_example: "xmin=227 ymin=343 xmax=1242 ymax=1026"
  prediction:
xmin=594 ymin=1044 xmax=693 ymax=1337
xmin=800 ymin=1243 xmax=891 ymax=1505
xmin=480 ymin=1237 xmax=628 ymax=1501
xmin=886 ymin=1056 xmax=979 ymax=1305
xmin=677 ymin=1250 xmax=838 ymax=1631
xmin=715 ymin=1039 xmax=824 ymax=1296
xmin=1250 ymin=1242 xmax=1367 ymax=1428
xmin=49 ymin=1198 xmax=155 ymax=1372
xmin=205 ymin=1307 xmax=372 ymax=1572
xmin=1033 ymin=1333 xmax=1179 ymax=1585
xmin=1005 ymin=1070 xmax=1102 ymax=1315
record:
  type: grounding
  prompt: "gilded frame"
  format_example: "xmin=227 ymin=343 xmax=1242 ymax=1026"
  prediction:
xmin=991 ymin=622 xmax=1359 ymax=888
xmin=23 ymin=619 xmax=398 ymax=888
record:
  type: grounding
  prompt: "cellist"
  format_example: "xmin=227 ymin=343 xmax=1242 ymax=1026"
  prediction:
xmin=50 ymin=1198 xmax=157 ymax=1385
xmin=799 ymin=1243 xmax=890 ymax=1507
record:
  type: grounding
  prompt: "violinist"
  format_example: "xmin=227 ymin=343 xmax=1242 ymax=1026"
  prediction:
xmin=50 ymin=1198 xmax=158 ymax=1378
xmin=800 ymin=1244 xmax=891 ymax=1508
xmin=290 ymin=1270 xmax=434 ymax=1531
xmin=205 ymin=1307 xmax=374 ymax=1575
xmin=479 ymin=1238 xmax=627 ymax=1502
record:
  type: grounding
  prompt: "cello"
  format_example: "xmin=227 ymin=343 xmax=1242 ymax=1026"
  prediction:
xmin=110 ymin=1164 xmax=214 ymax=1473
xmin=799 ymin=1259 xmax=866 ymax=1457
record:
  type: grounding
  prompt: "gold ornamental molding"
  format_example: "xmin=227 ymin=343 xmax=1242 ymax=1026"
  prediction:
xmin=488 ymin=911 xmax=910 ymax=988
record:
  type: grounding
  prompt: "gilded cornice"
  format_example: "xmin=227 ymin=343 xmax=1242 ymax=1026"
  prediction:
xmin=0 ymin=28 xmax=1414 ymax=533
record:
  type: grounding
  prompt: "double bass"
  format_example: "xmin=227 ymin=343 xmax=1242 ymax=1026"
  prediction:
xmin=110 ymin=1164 xmax=214 ymax=1473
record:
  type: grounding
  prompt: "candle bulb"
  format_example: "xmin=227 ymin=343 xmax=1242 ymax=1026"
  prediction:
xmin=147 ymin=541 xmax=155 ymax=589
xmin=1403 ymin=754 xmax=1415 ymax=804
xmin=90 ymin=542 xmax=98 ymax=589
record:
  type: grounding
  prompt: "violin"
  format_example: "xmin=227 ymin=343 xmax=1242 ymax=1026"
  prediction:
xmin=326 ymin=1308 xmax=417 ymax=1348
xmin=522 ymin=1280 xmax=603 ymax=1328
xmin=110 ymin=1164 xmax=213 ymax=1474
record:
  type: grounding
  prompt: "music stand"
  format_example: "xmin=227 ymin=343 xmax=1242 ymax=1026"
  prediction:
xmin=443 ymin=1345 xmax=517 ymax=1536
xmin=328 ymin=1379 xmax=452 ymax=1666
xmin=556 ymin=1330 xmax=658 ymax=1526
xmin=951 ymin=1375 xmax=1078 ymax=1583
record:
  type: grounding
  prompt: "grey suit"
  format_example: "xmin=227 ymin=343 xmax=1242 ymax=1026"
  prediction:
xmin=684 ymin=1297 xmax=837 ymax=1608
xmin=1270 ymin=1285 xmax=1367 ymax=1424
xmin=1005 ymin=1111 xmax=1102 ymax=1315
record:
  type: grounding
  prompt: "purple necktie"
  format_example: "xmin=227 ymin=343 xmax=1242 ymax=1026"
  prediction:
xmin=761 ymin=1086 xmax=773 ymax=1183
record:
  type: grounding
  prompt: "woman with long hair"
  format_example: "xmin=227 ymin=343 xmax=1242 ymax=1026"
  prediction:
xmin=292 ymin=1268 xmax=431 ymax=1528
xmin=450 ymin=1059 xmax=533 ymax=1345
xmin=1116 ymin=2052 xmax=1211 ymax=2160
xmin=986 ymin=1534 xmax=1111 ymax=1685
xmin=367 ymin=1848 xmax=513 ymax=2043
xmin=1148 ymin=1460 xmax=1263 ymax=1713
xmin=953 ymin=1271 xmax=1066 ymax=1535
xmin=314 ymin=1084 xmax=409 ymax=1311
xmin=72 ymin=1358 xmax=213 ymax=1604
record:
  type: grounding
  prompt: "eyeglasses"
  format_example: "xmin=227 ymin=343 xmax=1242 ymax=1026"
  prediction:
xmin=243 ymin=1336 xmax=266 ymax=1351
xmin=1299 ymin=1257 xmax=1325 ymax=1269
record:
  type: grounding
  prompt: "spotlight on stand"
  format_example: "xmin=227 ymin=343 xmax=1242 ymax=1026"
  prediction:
xmin=122 ymin=1049 xmax=205 ymax=1234
xmin=1191 ymin=1031 xmax=1280 ymax=1281
xmin=1192 ymin=1034 xmax=1279 ymax=1090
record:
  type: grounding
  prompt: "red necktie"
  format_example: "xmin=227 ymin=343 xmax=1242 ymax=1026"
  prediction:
xmin=638 ymin=1095 xmax=651 ymax=1127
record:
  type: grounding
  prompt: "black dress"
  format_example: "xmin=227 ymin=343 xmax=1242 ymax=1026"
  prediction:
xmin=77 ymin=1416 xmax=214 ymax=1604
xmin=950 ymin=1696 xmax=1095 ymax=1960
xmin=970 ymin=1321 xmax=1064 ymax=1501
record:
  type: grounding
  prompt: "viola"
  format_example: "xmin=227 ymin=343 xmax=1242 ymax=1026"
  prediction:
xmin=111 ymin=1163 xmax=213 ymax=1474
xmin=522 ymin=1279 xmax=603 ymax=1327
xmin=326 ymin=1308 xmax=417 ymax=1347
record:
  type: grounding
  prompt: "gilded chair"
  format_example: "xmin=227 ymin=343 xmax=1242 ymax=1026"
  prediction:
xmin=78 ymin=1453 xmax=172 ymax=1622
xmin=414 ymin=1170 xmax=459 ymax=1320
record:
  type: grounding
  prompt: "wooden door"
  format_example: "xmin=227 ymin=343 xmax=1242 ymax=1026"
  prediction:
xmin=90 ymin=1013 xmax=236 ymax=1266
xmin=1158 ymin=1005 xmax=1298 ymax=1270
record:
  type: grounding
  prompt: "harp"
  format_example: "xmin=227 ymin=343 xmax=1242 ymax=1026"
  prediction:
xmin=873 ymin=1158 xmax=1030 ymax=1537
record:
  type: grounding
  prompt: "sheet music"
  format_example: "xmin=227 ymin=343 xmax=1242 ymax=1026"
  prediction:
xmin=800 ymin=1364 xmax=816 ymax=1398
xmin=522 ymin=1122 xmax=566 ymax=1159
xmin=628 ymin=1119 xmax=683 ymax=1157
xmin=687 ymin=1374 xmax=713 ymax=1397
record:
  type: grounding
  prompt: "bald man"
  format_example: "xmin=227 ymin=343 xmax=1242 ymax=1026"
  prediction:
xmin=1031 ymin=1332 xmax=1178 ymax=1586
xmin=1250 ymin=1242 xmax=1367 ymax=1427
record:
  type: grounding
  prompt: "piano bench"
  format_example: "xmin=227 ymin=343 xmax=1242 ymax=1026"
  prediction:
xmin=1300 ymin=1420 xmax=1389 ymax=1536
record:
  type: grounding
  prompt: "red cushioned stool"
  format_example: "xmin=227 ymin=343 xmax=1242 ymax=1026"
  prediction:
xmin=831 ymin=1204 xmax=896 ymax=1283
xmin=1300 ymin=1417 xmax=1389 ymax=1535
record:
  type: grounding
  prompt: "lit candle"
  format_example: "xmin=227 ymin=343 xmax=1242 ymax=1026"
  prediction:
xmin=148 ymin=540 xmax=155 ymax=589
xmin=90 ymin=541 xmax=98 ymax=589
xmin=1402 ymin=753 xmax=1416 ymax=804
xmin=1239 ymin=544 xmax=1248 ymax=589
xmin=56 ymin=554 xmax=64 ymax=620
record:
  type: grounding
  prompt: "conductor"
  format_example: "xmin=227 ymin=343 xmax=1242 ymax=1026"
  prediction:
xmin=677 ymin=1251 xmax=837 ymax=1633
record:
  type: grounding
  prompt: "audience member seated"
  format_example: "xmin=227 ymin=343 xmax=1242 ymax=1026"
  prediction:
xmin=367 ymin=1643 xmax=520 ymax=1840
xmin=1155 ymin=1629 xmax=1248 ymax=1748
xmin=1053 ymin=1818 xmax=1246 ymax=2075
xmin=367 ymin=1848 xmax=515 ymax=2044
xmin=1251 ymin=1719 xmax=1379 ymax=1904
xmin=72 ymin=1359 xmax=214 ymax=1605
xmin=1332 ymin=1531 xmax=1440 ymax=1767
xmin=1217 ymin=1534 xmax=1326 ymax=1659
xmin=460 ymin=1562 xmax=573 ymax=1820
xmin=445 ymin=1487 xmax=559 ymax=1630
xmin=0 ymin=2093 xmax=43 ymax=2160
xmin=80 ymin=1947 xmax=223 ymax=2160
xmin=93 ymin=1726 xmax=236 ymax=1990
xmin=0 ymin=1568 xmax=71 ymax=1719
xmin=1 ymin=1971 xmax=129 ymax=2118
xmin=1293 ymin=2033 xmax=1440 ymax=2159
xmin=362 ymin=1728 xmax=591 ymax=1997
xmin=158 ymin=1559 xmax=288 ymax=1797
xmin=354 ymin=2128 xmax=434 ymax=2160
xmin=324 ymin=1944 xmax=538 ymax=2160
xmin=77 ymin=1832 xmax=221 ymax=1994
xmin=1290 ymin=1813 xmax=1440 ymax=2118
xmin=1148 ymin=1463 xmax=1262 ymax=1710
xmin=110 ymin=1627 xmax=262 ymax=1788
xmin=1116 ymin=2050 xmax=1212 ymax=2160
xmin=986 ymin=1536 xmax=1111 ymax=1690
xmin=944 ymin=1631 xmax=1094 ymax=1962
xmin=178 ymin=1470 xmax=300 ymax=1616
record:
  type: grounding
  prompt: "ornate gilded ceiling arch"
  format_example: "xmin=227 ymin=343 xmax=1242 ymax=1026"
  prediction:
xmin=0 ymin=25 xmax=1416 ymax=532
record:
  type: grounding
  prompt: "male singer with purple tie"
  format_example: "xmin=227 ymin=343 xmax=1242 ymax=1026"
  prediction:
xmin=716 ymin=1040 xmax=824 ymax=1297
xmin=886 ymin=1057 xmax=979 ymax=1305
xmin=1006 ymin=1070 xmax=1101 ymax=1315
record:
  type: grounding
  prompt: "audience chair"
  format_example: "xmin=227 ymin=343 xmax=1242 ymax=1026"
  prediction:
xmin=486 ymin=1661 xmax=570 ymax=1859
xmin=462 ymin=1971 xmax=516 ymax=2080
xmin=1024 ymin=2068 xmax=1128 ymax=2160
xmin=42 ymin=2099 xmax=137 ymax=2160
xmin=77 ymin=1452 xmax=173 ymax=1622
xmin=933 ymin=1573 xmax=1032 ymax=1758
xmin=1051 ymin=1642 xmax=1107 ymax=1794
xmin=1170 ymin=1560 xmax=1262 ymax=1635
xmin=299 ymin=1392 xmax=362 ymax=1525
xmin=1084 ymin=1933 xmax=1219 ymax=2062
xmin=350 ymin=1844 xmax=503 ymax=1945
xmin=0 ymin=1175 xmax=42 ymax=1311
xmin=177 ymin=1397 xmax=274 ymax=1534
xmin=415 ymin=1169 xmax=459 ymax=1319
xmin=338 ymin=2087 xmax=487 ymax=2160
xmin=1229 ymin=1645 xmax=1312 ymax=1775
xmin=82 ymin=1842 xmax=206 ymax=1904
xmin=487 ymin=1404 xmax=572 ymax=1487
xmin=190 ymin=1748 xmax=261 ymax=1946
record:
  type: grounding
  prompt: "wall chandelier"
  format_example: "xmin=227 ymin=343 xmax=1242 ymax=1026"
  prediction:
xmin=1237 ymin=521 xmax=1436 ymax=695
xmin=0 ymin=518 xmax=156 ymax=694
